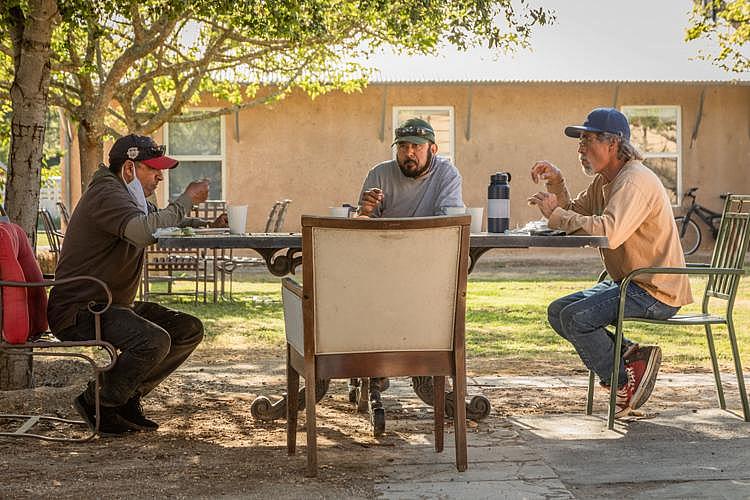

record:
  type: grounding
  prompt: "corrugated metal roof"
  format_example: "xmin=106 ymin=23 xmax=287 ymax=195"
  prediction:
xmin=366 ymin=76 xmax=749 ymax=85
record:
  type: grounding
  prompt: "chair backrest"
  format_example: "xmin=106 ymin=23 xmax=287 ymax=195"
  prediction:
xmin=56 ymin=201 xmax=71 ymax=227
xmin=37 ymin=209 xmax=63 ymax=257
xmin=274 ymin=199 xmax=292 ymax=232
xmin=299 ymin=216 xmax=469 ymax=355
xmin=0 ymin=222 xmax=49 ymax=343
xmin=706 ymin=194 xmax=750 ymax=300
xmin=192 ymin=200 xmax=227 ymax=220
xmin=264 ymin=202 xmax=282 ymax=233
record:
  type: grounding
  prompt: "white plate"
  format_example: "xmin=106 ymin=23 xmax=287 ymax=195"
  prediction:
xmin=193 ymin=228 xmax=230 ymax=235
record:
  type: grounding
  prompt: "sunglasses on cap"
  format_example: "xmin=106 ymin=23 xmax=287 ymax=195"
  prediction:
xmin=125 ymin=144 xmax=166 ymax=160
xmin=395 ymin=126 xmax=434 ymax=139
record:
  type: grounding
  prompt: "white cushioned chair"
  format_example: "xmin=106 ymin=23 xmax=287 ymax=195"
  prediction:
xmin=282 ymin=215 xmax=471 ymax=477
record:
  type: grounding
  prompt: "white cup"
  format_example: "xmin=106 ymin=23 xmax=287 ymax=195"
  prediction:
xmin=445 ymin=206 xmax=466 ymax=216
xmin=228 ymin=205 xmax=248 ymax=234
xmin=468 ymin=207 xmax=484 ymax=233
xmin=329 ymin=206 xmax=351 ymax=218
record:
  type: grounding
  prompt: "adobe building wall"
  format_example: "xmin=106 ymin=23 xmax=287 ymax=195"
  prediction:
xmin=66 ymin=82 xmax=749 ymax=243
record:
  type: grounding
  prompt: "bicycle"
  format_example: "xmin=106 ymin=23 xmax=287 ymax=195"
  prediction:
xmin=674 ymin=187 xmax=726 ymax=255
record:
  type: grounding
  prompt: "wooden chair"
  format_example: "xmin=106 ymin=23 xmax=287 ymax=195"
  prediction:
xmin=282 ymin=215 xmax=471 ymax=476
xmin=0 ymin=221 xmax=117 ymax=442
xmin=588 ymin=194 xmax=750 ymax=429
xmin=141 ymin=245 xmax=207 ymax=303
xmin=219 ymin=200 xmax=294 ymax=299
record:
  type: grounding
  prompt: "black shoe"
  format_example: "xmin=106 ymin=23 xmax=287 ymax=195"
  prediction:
xmin=370 ymin=377 xmax=390 ymax=392
xmin=74 ymin=394 xmax=136 ymax=437
xmin=117 ymin=395 xmax=159 ymax=431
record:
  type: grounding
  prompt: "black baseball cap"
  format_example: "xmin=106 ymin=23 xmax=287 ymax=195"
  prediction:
xmin=109 ymin=134 xmax=179 ymax=170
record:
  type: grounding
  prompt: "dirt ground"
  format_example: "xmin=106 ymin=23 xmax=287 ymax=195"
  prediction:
xmin=0 ymin=249 xmax=725 ymax=498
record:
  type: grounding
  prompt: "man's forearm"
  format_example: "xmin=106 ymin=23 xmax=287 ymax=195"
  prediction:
xmin=123 ymin=194 xmax=193 ymax=246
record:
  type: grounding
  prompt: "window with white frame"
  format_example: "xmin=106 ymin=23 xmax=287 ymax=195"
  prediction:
xmin=393 ymin=107 xmax=454 ymax=163
xmin=621 ymin=105 xmax=681 ymax=205
xmin=165 ymin=112 xmax=225 ymax=201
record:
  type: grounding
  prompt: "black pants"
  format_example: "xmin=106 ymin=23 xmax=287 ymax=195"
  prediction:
xmin=57 ymin=301 xmax=204 ymax=407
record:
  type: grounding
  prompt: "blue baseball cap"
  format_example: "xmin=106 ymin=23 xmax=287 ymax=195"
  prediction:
xmin=564 ymin=108 xmax=630 ymax=142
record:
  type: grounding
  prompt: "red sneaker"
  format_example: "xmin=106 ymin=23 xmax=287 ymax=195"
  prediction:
xmin=625 ymin=345 xmax=662 ymax=410
xmin=615 ymin=371 xmax=635 ymax=418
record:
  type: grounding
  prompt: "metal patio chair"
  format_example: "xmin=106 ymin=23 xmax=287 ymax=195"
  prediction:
xmin=0 ymin=221 xmax=117 ymax=442
xmin=587 ymin=194 xmax=750 ymax=429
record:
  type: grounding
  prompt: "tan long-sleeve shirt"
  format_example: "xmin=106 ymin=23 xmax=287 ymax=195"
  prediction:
xmin=546 ymin=160 xmax=692 ymax=307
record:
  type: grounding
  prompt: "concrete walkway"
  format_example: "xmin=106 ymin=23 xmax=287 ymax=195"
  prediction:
xmin=372 ymin=373 xmax=750 ymax=499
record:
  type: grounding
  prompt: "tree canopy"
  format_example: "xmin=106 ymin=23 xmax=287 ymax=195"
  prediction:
xmin=686 ymin=0 xmax=749 ymax=73
xmin=1 ymin=0 xmax=553 ymax=188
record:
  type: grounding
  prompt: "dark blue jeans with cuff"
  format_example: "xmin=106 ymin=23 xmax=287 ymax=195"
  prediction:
xmin=547 ymin=280 xmax=679 ymax=387
xmin=56 ymin=301 xmax=204 ymax=407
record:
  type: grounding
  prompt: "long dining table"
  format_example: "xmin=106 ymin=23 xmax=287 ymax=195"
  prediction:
xmin=158 ymin=230 xmax=608 ymax=422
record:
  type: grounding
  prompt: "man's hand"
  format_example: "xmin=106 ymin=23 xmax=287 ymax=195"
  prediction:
xmin=530 ymin=161 xmax=563 ymax=184
xmin=208 ymin=213 xmax=228 ymax=228
xmin=184 ymin=179 xmax=210 ymax=204
xmin=527 ymin=191 xmax=559 ymax=218
xmin=359 ymin=188 xmax=384 ymax=217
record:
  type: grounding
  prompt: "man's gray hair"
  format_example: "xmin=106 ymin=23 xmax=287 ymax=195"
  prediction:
xmin=599 ymin=132 xmax=644 ymax=162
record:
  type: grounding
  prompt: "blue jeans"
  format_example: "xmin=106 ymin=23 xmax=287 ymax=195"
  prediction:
xmin=547 ymin=280 xmax=679 ymax=387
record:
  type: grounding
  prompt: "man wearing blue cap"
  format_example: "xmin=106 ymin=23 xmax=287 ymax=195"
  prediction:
xmin=527 ymin=108 xmax=692 ymax=418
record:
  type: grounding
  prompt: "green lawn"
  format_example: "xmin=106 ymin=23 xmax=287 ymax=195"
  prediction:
xmin=149 ymin=272 xmax=750 ymax=372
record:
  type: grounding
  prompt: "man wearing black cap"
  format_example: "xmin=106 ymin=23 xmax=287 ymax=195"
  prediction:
xmin=527 ymin=108 xmax=692 ymax=418
xmin=48 ymin=134 xmax=222 ymax=435
xmin=358 ymin=118 xmax=463 ymax=217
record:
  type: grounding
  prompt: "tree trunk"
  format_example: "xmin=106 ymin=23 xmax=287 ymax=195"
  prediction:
xmin=1 ymin=0 xmax=58 ymax=391
xmin=0 ymin=352 xmax=33 ymax=390
xmin=78 ymin=122 xmax=104 ymax=193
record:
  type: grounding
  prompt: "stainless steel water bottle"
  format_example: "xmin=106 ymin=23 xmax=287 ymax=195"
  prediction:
xmin=488 ymin=172 xmax=510 ymax=233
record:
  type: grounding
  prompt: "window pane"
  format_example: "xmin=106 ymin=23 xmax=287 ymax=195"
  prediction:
xmin=396 ymin=109 xmax=452 ymax=160
xmin=623 ymin=107 xmax=678 ymax=154
xmin=644 ymin=157 xmax=678 ymax=204
xmin=168 ymin=160 xmax=222 ymax=201
xmin=168 ymin=116 xmax=221 ymax=156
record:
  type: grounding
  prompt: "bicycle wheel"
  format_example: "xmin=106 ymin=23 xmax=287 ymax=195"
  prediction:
xmin=674 ymin=216 xmax=701 ymax=255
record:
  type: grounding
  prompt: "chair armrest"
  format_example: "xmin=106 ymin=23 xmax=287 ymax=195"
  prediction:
xmin=0 ymin=275 xmax=113 ymax=315
xmin=282 ymin=277 xmax=303 ymax=298
xmin=687 ymin=263 xmax=711 ymax=268
xmin=615 ymin=266 xmax=744 ymax=319
xmin=281 ymin=278 xmax=304 ymax=352
xmin=622 ymin=266 xmax=744 ymax=282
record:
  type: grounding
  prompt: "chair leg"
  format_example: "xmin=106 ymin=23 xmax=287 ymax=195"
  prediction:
xmin=705 ymin=324 xmax=727 ymax=410
xmin=726 ymin=319 xmax=750 ymax=421
xmin=586 ymin=371 xmax=595 ymax=415
xmin=304 ymin=364 xmax=317 ymax=477
xmin=433 ymin=376 xmax=445 ymax=453
xmin=607 ymin=326 xmax=625 ymax=430
xmin=452 ymin=371 xmax=468 ymax=472
xmin=287 ymin=346 xmax=299 ymax=455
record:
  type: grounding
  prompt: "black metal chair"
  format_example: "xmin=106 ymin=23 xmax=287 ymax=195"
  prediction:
xmin=36 ymin=209 xmax=64 ymax=276
xmin=0 ymin=220 xmax=117 ymax=442
xmin=56 ymin=201 xmax=71 ymax=228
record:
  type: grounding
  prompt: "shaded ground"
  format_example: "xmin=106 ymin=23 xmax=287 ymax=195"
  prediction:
xmin=0 ymin=248 xmax=735 ymax=498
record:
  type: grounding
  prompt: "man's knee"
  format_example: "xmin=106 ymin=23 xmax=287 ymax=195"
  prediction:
xmin=139 ymin=329 xmax=172 ymax=361
xmin=176 ymin=313 xmax=204 ymax=347
xmin=547 ymin=298 xmax=567 ymax=334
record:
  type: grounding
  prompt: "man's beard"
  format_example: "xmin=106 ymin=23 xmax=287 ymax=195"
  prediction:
xmin=580 ymin=158 xmax=594 ymax=176
xmin=398 ymin=149 xmax=433 ymax=178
